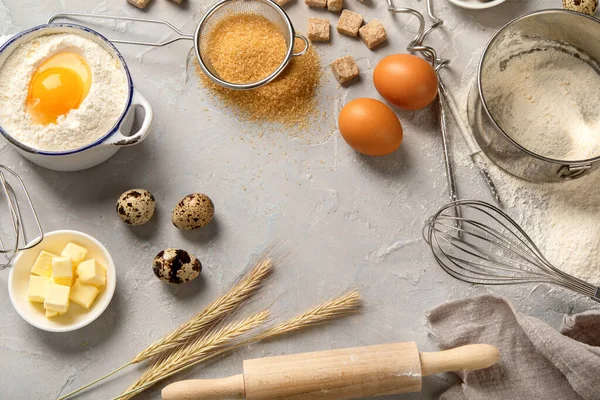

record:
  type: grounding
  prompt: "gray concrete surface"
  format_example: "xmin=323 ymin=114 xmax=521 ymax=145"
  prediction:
xmin=1 ymin=0 xmax=597 ymax=399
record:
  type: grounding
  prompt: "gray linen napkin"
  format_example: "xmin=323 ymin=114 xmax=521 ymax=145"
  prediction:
xmin=426 ymin=295 xmax=600 ymax=400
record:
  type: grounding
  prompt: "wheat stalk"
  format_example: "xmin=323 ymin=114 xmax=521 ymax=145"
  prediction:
xmin=252 ymin=290 xmax=362 ymax=342
xmin=132 ymin=258 xmax=274 ymax=363
xmin=119 ymin=310 xmax=270 ymax=400
xmin=114 ymin=290 xmax=362 ymax=400
xmin=57 ymin=257 xmax=274 ymax=400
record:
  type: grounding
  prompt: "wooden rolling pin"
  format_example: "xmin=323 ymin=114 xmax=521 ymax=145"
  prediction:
xmin=162 ymin=342 xmax=500 ymax=400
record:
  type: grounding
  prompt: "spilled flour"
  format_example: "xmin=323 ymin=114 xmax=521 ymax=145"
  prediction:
xmin=488 ymin=165 xmax=600 ymax=286
xmin=482 ymin=38 xmax=600 ymax=161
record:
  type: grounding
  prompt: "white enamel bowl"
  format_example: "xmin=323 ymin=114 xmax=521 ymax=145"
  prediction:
xmin=0 ymin=24 xmax=153 ymax=171
xmin=8 ymin=230 xmax=117 ymax=333
xmin=447 ymin=0 xmax=506 ymax=10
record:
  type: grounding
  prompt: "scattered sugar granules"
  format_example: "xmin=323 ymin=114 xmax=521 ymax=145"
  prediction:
xmin=197 ymin=38 xmax=322 ymax=130
xmin=205 ymin=14 xmax=287 ymax=85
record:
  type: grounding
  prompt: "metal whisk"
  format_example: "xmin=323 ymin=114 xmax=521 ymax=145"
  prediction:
xmin=424 ymin=199 xmax=600 ymax=302
xmin=0 ymin=166 xmax=43 ymax=270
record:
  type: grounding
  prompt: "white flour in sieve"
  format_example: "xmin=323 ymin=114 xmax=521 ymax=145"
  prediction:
xmin=482 ymin=42 xmax=600 ymax=161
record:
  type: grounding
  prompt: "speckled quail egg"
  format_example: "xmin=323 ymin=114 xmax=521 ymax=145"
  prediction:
xmin=116 ymin=189 xmax=156 ymax=226
xmin=152 ymin=248 xmax=202 ymax=284
xmin=563 ymin=0 xmax=598 ymax=15
xmin=172 ymin=193 xmax=215 ymax=230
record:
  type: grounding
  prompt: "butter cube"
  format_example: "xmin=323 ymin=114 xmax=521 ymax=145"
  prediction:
xmin=28 ymin=275 xmax=49 ymax=303
xmin=46 ymin=309 xmax=60 ymax=318
xmin=77 ymin=259 xmax=106 ymax=287
xmin=31 ymin=250 xmax=58 ymax=277
xmin=61 ymin=242 xmax=88 ymax=267
xmin=51 ymin=257 xmax=73 ymax=286
xmin=44 ymin=282 xmax=70 ymax=313
xmin=70 ymin=280 xmax=100 ymax=309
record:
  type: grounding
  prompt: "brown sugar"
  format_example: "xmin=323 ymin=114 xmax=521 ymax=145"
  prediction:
xmin=305 ymin=0 xmax=327 ymax=7
xmin=308 ymin=18 xmax=330 ymax=42
xmin=127 ymin=0 xmax=151 ymax=8
xmin=359 ymin=19 xmax=387 ymax=49
xmin=327 ymin=0 xmax=343 ymax=12
xmin=197 ymin=38 xmax=322 ymax=130
xmin=337 ymin=10 xmax=363 ymax=37
xmin=205 ymin=14 xmax=287 ymax=85
xmin=331 ymin=55 xmax=359 ymax=84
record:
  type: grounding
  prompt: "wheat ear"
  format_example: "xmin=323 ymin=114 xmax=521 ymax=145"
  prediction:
xmin=132 ymin=258 xmax=273 ymax=363
xmin=252 ymin=290 xmax=362 ymax=342
xmin=57 ymin=257 xmax=273 ymax=400
xmin=118 ymin=310 xmax=270 ymax=400
xmin=114 ymin=290 xmax=362 ymax=400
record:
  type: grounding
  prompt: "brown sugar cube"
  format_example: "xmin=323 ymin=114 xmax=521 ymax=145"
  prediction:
xmin=308 ymin=18 xmax=330 ymax=42
xmin=274 ymin=0 xmax=292 ymax=5
xmin=337 ymin=10 xmax=363 ymax=37
xmin=328 ymin=0 xmax=343 ymax=12
xmin=305 ymin=0 xmax=327 ymax=7
xmin=128 ymin=0 xmax=151 ymax=8
xmin=331 ymin=55 xmax=359 ymax=84
xmin=359 ymin=19 xmax=387 ymax=49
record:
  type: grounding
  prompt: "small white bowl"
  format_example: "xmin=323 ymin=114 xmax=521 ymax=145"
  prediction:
xmin=446 ymin=0 xmax=506 ymax=10
xmin=8 ymin=230 xmax=116 ymax=333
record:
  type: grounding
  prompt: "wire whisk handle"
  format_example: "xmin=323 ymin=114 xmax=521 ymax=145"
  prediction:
xmin=0 ymin=166 xmax=43 ymax=270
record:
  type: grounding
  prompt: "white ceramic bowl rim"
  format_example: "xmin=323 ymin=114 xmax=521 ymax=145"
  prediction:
xmin=0 ymin=23 xmax=134 ymax=156
xmin=7 ymin=229 xmax=117 ymax=333
xmin=446 ymin=0 xmax=506 ymax=10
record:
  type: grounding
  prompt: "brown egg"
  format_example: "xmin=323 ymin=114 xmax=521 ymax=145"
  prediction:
xmin=374 ymin=54 xmax=439 ymax=110
xmin=172 ymin=193 xmax=215 ymax=230
xmin=338 ymin=98 xmax=403 ymax=156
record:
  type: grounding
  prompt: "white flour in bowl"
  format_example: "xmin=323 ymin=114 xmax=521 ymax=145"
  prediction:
xmin=482 ymin=41 xmax=600 ymax=161
xmin=0 ymin=33 xmax=128 ymax=152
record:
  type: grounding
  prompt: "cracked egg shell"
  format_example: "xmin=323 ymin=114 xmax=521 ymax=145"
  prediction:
xmin=153 ymin=248 xmax=202 ymax=284
xmin=172 ymin=193 xmax=214 ymax=230
xmin=116 ymin=189 xmax=156 ymax=226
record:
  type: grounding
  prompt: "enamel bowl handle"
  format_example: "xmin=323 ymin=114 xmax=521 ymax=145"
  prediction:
xmin=101 ymin=89 xmax=153 ymax=147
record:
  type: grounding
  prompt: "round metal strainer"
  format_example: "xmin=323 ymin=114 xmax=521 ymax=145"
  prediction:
xmin=194 ymin=0 xmax=309 ymax=90
xmin=47 ymin=0 xmax=309 ymax=91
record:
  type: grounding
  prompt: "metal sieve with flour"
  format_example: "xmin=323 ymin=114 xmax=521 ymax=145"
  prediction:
xmin=468 ymin=10 xmax=600 ymax=182
xmin=48 ymin=0 xmax=309 ymax=90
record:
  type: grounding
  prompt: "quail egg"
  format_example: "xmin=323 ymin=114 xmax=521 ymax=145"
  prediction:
xmin=116 ymin=189 xmax=156 ymax=226
xmin=563 ymin=0 xmax=598 ymax=15
xmin=172 ymin=193 xmax=215 ymax=230
xmin=152 ymin=248 xmax=202 ymax=284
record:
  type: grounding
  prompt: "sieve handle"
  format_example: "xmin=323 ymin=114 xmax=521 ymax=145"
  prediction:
xmin=292 ymin=34 xmax=309 ymax=57
xmin=47 ymin=13 xmax=194 ymax=46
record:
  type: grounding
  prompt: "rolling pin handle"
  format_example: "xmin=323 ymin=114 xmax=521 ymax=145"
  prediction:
xmin=161 ymin=374 xmax=245 ymax=400
xmin=419 ymin=344 xmax=500 ymax=377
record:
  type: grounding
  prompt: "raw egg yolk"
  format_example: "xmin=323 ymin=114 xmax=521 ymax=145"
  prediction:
xmin=27 ymin=52 xmax=92 ymax=125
